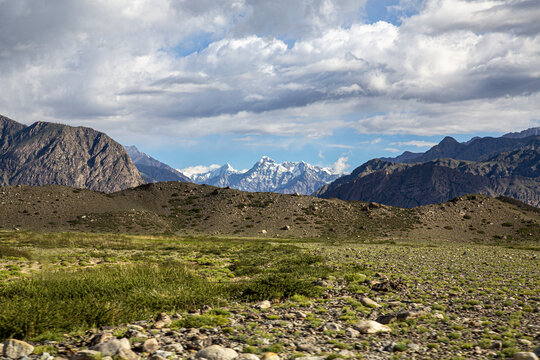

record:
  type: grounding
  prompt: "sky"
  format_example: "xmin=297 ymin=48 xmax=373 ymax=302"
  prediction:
xmin=1 ymin=0 xmax=539 ymax=174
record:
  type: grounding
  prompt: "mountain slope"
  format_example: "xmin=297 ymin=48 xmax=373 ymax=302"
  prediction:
xmin=316 ymin=145 xmax=540 ymax=207
xmin=384 ymin=132 xmax=540 ymax=164
xmin=2 ymin=181 xmax=539 ymax=245
xmin=0 ymin=115 xmax=144 ymax=192
xmin=503 ymin=127 xmax=540 ymax=139
xmin=189 ymin=156 xmax=341 ymax=195
xmin=124 ymin=145 xmax=189 ymax=183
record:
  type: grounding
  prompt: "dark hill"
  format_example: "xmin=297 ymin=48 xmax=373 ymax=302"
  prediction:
xmin=1 ymin=182 xmax=538 ymax=244
xmin=0 ymin=115 xmax=144 ymax=192
xmin=124 ymin=145 xmax=190 ymax=183
xmin=315 ymin=145 xmax=540 ymax=207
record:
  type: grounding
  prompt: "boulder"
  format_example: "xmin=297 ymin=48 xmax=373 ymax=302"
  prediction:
xmin=3 ymin=339 xmax=34 ymax=359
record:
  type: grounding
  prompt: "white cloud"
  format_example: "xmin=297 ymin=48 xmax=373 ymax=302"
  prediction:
xmin=384 ymin=148 xmax=402 ymax=153
xmin=332 ymin=156 xmax=350 ymax=174
xmin=179 ymin=164 xmax=221 ymax=177
xmin=390 ymin=140 xmax=438 ymax=147
xmin=0 ymin=0 xmax=538 ymax=143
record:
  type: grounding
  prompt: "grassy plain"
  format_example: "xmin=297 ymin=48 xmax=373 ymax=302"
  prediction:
xmin=0 ymin=231 xmax=538 ymax=358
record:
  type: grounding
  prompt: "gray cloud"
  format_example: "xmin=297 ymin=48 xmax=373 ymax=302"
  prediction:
xmin=0 ymin=0 xmax=539 ymax=141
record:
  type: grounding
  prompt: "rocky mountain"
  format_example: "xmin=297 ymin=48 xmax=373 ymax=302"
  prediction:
xmin=124 ymin=145 xmax=189 ymax=183
xmin=503 ymin=127 xmax=540 ymax=139
xmin=0 ymin=115 xmax=144 ymax=192
xmin=383 ymin=132 xmax=540 ymax=164
xmin=188 ymin=156 xmax=341 ymax=195
xmin=316 ymin=142 xmax=540 ymax=207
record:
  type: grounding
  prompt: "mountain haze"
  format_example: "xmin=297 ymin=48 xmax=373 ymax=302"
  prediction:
xmin=0 ymin=115 xmax=144 ymax=192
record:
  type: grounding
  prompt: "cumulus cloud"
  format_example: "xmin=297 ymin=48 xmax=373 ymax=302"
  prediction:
xmin=332 ymin=156 xmax=350 ymax=174
xmin=179 ymin=164 xmax=221 ymax=177
xmin=0 ymin=0 xmax=539 ymax=142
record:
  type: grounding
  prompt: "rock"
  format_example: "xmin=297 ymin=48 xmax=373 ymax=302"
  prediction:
xmin=296 ymin=344 xmax=321 ymax=354
xmin=338 ymin=350 xmax=355 ymax=358
xmin=375 ymin=314 xmax=395 ymax=325
xmin=294 ymin=358 xmax=325 ymax=360
xmin=153 ymin=351 xmax=173 ymax=358
xmin=519 ymin=339 xmax=532 ymax=347
xmin=256 ymin=300 xmax=272 ymax=310
xmin=345 ymin=327 xmax=360 ymax=337
xmin=354 ymin=320 xmax=391 ymax=334
xmin=432 ymin=313 xmax=445 ymax=320
xmin=407 ymin=343 xmax=420 ymax=352
xmin=396 ymin=310 xmax=423 ymax=321
xmin=142 ymin=339 xmax=160 ymax=353
xmin=514 ymin=353 xmax=538 ymax=360
xmin=88 ymin=332 xmax=115 ymax=346
xmin=281 ymin=225 xmax=290 ymax=231
xmin=164 ymin=343 xmax=184 ymax=353
xmin=195 ymin=345 xmax=238 ymax=360
xmin=262 ymin=353 xmax=279 ymax=360
xmin=90 ymin=338 xmax=131 ymax=357
xmin=149 ymin=355 xmax=167 ymax=360
xmin=71 ymin=350 xmax=102 ymax=360
xmin=153 ymin=313 xmax=172 ymax=329
xmin=261 ymin=230 xmax=267 ymax=234
xmin=325 ymin=322 xmax=341 ymax=331
xmin=115 ymin=348 xmax=139 ymax=360
xmin=361 ymin=297 xmax=381 ymax=308
xmin=237 ymin=355 xmax=260 ymax=360
xmin=535 ymin=346 xmax=540 ymax=357
xmin=3 ymin=339 xmax=35 ymax=359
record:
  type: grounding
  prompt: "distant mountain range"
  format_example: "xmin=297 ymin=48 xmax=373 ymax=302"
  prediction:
xmin=187 ymin=156 xmax=341 ymax=195
xmin=3 ymin=111 xmax=540 ymax=207
xmin=316 ymin=128 xmax=540 ymax=207
xmin=124 ymin=145 xmax=190 ymax=183
xmin=0 ymin=115 xmax=143 ymax=192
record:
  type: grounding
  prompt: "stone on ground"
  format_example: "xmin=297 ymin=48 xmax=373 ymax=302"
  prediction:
xmin=3 ymin=339 xmax=34 ymax=359
xmin=195 ymin=345 xmax=238 ymax=360
xmin=514 ymin=353 xmax=539 ymax=360
xmin=90 ymin=338 xmax=131 ymax=357
xmin=71 ymin=350 xmax=102 ymax=360
xmin=143 ymin=338 xmax=160 ymax=353
xmin=354 ymin=320 xmax=391 ymax=334
xmin=262 ymin=353 xmax=279 ymax=360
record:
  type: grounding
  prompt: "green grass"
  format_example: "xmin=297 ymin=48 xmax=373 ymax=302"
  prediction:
xmin=0 ymin=232 xmax=334 ymax=340
xmin=0 ymin=261 xmax=225 ymax=339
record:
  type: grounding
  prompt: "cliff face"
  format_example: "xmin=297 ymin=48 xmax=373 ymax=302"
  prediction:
xmin=0 ymin=116 xmax=144 ymax=192
xmin=315 ymin=146 xmax=540 ymax=208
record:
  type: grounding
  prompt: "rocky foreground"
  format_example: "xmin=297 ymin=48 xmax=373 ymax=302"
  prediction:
xmin=1 ymin=275 xmax=538 ymax=360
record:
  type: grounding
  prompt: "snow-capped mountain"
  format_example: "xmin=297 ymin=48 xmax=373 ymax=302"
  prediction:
xmin=187 ymin=156 xmax=342 ymax=195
